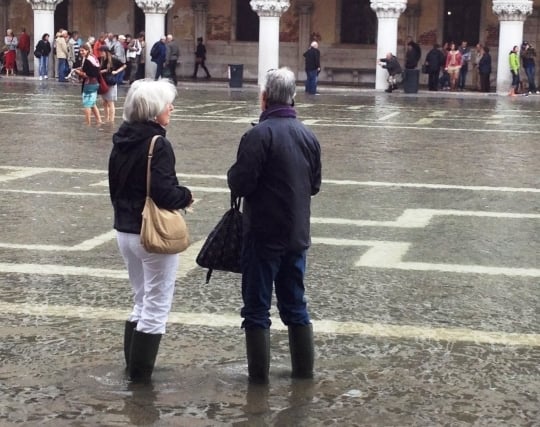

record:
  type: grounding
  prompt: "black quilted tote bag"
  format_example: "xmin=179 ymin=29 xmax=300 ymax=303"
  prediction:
xmin=196 ymin=196 xmax=243 ymax=283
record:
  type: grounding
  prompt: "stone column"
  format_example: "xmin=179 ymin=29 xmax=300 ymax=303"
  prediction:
xmin=296 ymin=1 xmax=313 ymax=80
xmin=94 ymin=0 xmax=108 ymax=37
xmin=492 ymin=0 xmax=533 ymax=94
xmin=136 ymin=0 xmax=174 ymax=78
xmin=250 ymin=0 xmax=290 ymax=87
xmin=191 ymin=0 xmax=209 ymax=42
xmin=370 ymin=0 xmax=407 ymax=90
xmin=26 ymin=0 xmax=63 ymax=78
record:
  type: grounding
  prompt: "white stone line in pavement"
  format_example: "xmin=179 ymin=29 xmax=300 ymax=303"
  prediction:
xmin=322 ymin=179 xmax=540 ymax=193
xmin=0 ymin=189 xmax=107 ymax=196
xmin=0 ymin=243 xmax=201 ymax=279
xmin=312 ymin=208 xmax=540 ymax=228
xmin=1 ymin=166 xmax=538 ymax=193
xmin=313 ymin=238 xmax=540 ymax=277
xmin=302 ymin=119 xmax=319 ymax=125
xmin=378 ymin=112 xmax=400 ymax=121
xmin=3 ymin=236 xmax=537 ymax=277
xmin=0 ymin=168 xmax=45 ymax=182
xmin=0 ymin=263 xmax=128 ymax=279
xmin=0 ymin=231 xmax=117 ymax=252
xmin=0 ymin=301 xmax=538 ymax=347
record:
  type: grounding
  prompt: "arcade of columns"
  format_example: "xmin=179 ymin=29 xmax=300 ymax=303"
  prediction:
xmin=24 ymin=0 xmax=534 ymax=94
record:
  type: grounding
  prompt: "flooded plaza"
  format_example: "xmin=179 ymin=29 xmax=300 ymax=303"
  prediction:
xmin=0 ymin=77 xmax=539 ymax=426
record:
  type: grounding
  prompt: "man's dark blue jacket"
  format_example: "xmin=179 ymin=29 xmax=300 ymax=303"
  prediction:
xmin=227 ymin=105 xmax=321 ymax=254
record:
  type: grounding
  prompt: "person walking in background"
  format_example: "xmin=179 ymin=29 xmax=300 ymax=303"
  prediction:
xmin=379 ymin=52 xmax=402 ymax=93
xmin=509 ymin=45 xmax=520 ymax=96
xmin=18 ymin=27 xmax=30 ymax=75
xmin=478 ymin=46 xmax=492 ymax=93
xmin=445 ymin=42 xmax=462 ymax=91
xmin=108 ymin=79 xmax=193 ymax=383
xmin=135 ymin=32 xmax=146 ymax=81
xmin=3 ymin=29 xmax=18 ymax=76
xmin=35 ymin=33 xmax=51 ymax=80
xmin=126 ymin=33 xmax=142 ymax=84
xmin=303 ymin=41 xmax=321 ymax=95
xmin=520 ymin=41 xmax=538 ymax=94
xmin=406 ymin=36 xmax=421 ymax=66
xmin=55 ymin=30 xmax=69 ymax=82
xmin=227 ymin=67 xmax=321 ymax=384
xmin=165 ymin=34 xmax=180 ymax=85
xmin=458 ymin=40 xmax=471 ymax=90
xmin=405 ymin=37 xmax=421 ymax=70
xmin=93 ymin=33 xmax=107 ymax=58
xmin=150 ymin=36 xmax=167 ymax=80
xmin=73 ymin=43 xmax=103 ymax=125
xmin=424 ymin=43 xmax=445 ymax=91
xmin=191 ymin=37 xmax=211 ymax=79
xmin=472 ymin=43 xmax=483 ymax=91
xmin=99 ymin=45 xmax=126 ymax=123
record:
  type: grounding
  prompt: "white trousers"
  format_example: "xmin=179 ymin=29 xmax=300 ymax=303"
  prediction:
xmin=116 ymin=232 xmax=179 ymax=334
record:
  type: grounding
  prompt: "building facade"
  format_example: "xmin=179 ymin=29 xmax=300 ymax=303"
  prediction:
xmin=2 ymin=0 xmax=539 ymax=93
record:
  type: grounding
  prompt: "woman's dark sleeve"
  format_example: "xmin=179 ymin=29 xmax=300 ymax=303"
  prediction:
xmin=149 ymin=138 xmax=192 ymax=210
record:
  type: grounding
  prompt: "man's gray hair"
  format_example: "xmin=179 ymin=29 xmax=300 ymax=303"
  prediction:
xmin=263 ymin=67 xmax=296 ymax=106
xmin=123 ymin=78 xmax=177 ymax=123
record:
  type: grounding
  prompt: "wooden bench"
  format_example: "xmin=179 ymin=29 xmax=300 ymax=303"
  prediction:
xmin=324 ymin=66 xmax=374 ymax=84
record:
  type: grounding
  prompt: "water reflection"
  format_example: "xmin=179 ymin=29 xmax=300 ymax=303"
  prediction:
xmin=122 ymin=383 xmax=160 ymax=425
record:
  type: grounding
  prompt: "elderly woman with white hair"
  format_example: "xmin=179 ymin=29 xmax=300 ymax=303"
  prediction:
xmin=108 ymin=78 xmax=193 ymax=383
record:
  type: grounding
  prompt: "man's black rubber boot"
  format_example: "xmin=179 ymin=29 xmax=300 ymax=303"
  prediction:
xmin=288 ymin=324 xmax=314 ymax=379
xmin=245 ymin=328 xmax=270 ymax=384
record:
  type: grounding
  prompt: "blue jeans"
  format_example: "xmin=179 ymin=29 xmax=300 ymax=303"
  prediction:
xmin=39 ymin=56 xmax=48 ymax=77
xmin=511 ymin=71 xmax=520 ymax=91
xmin=58 ymin=58 xmax=69 ymax=81
xmin=154 ymin=61 xmax=164 ymax=80
xmin=305 ymin=69 xmax=318 ymax=94
xmin=240 ymin=236 xmax=310 ymax=329
xmin=524 ymin=65 xmax=536 ymax=92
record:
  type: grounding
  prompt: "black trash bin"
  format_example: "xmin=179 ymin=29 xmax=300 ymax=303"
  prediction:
xmin=228 ymin=64 xmax=243 ymax=88
xmin=403 ymin=68 xmax=420 ymax=93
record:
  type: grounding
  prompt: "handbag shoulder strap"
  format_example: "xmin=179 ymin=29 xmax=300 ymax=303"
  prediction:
xmin=146 ymin=135 xmax=161 ymax=197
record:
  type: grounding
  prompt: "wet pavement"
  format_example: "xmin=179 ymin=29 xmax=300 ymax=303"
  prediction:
xmin=0 ymin=77 xmax=539 ymax=426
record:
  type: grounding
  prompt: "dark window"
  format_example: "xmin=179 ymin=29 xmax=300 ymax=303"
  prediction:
xmin=341 ymin=0 xmax=376 ymax=44
xmin=443 ymin=0 xmax=481 ymax=46
xmin=134 ymin=4 xmax=145 ymax=35
xmin=54 ymin=0 xmax=68 ymax=33
xmin=236 ymin=0 xmax=259 ymax=42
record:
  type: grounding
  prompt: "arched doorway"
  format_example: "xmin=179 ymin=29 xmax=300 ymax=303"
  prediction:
xmin=54 ymin=0 xmax=68 ymax=33
xmin=443 ymin=0 xmax=482 ymax=45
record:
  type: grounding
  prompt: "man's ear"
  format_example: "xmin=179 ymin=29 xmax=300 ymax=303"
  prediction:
xmin=260 ymin=90 xmax=268 ymax=111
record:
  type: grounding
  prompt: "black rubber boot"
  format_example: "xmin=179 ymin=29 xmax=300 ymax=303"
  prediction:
xmin=123 ymin=321 xmax=137 ymax=368
xmin=245 ymin=328 xmax=270 ymax=384
xmin=129 ymin=330 xmax=162 ymax=384
xmin=288 ymin=324 xmax=314 ymax=379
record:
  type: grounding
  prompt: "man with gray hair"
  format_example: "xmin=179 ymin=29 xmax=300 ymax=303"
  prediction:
xmin=228 ymin=67 xmax=322 ymax=384
xmin=303 ymin=40 xmax=321 ymax=94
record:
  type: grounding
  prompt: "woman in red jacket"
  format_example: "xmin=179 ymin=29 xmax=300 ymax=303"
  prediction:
xmin=445 ymin=42 xmax=462 ymax=91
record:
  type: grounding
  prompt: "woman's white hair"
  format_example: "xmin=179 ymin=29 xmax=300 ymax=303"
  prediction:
xmin=122 ymin=78 xmax=177 ymax=123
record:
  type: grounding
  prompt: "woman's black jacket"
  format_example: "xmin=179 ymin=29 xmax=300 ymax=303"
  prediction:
xmin=108 ymin=121 xmax=192 ymax=234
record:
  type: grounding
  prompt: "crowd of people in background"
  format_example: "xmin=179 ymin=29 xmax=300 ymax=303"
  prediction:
xmin=2 ymin=27 xmax=538 ymax=97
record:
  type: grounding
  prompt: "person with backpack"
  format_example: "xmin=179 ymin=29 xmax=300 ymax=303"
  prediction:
xmin=150 ymin=36 xmax=167 ymax=80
